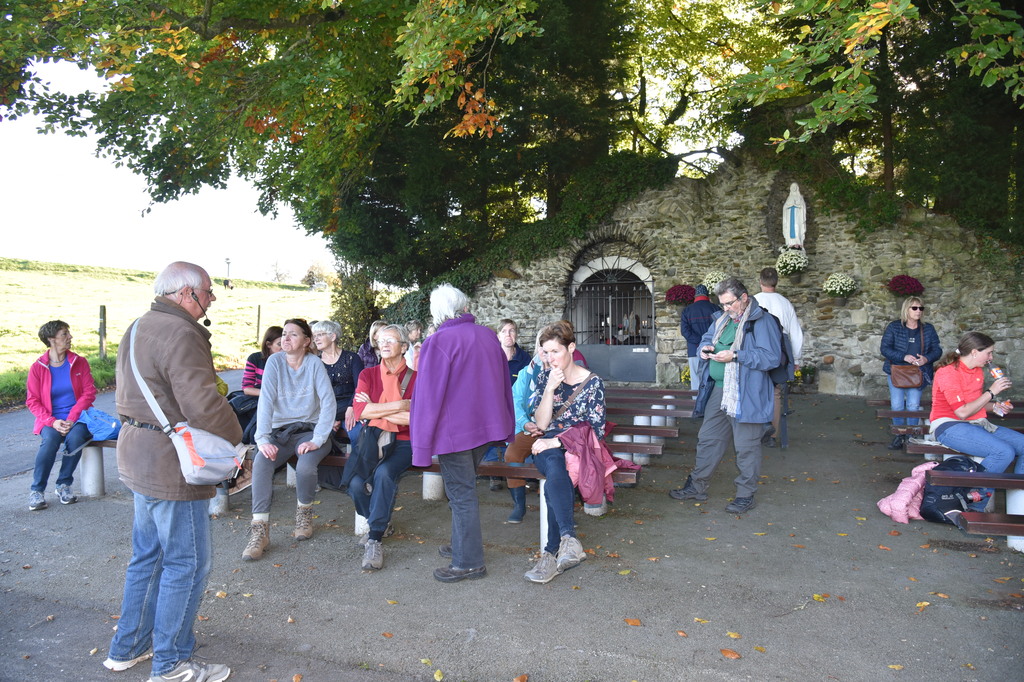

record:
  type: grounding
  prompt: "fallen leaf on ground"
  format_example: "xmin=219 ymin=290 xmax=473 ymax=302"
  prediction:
xmin=606 ymin=552 xmax=620 ymax=558
xmin=929 ymin=592 xmax=949 ymax=599
xmin=624 ymin=618 xmax=642 ymax=626
xmin=382 ymin=632 xmax=393 ymax=638
xmin=720 ymin=649 xmax=741 ymax=659
xmin=420 ymin=659 xmax=431 ymax=665
xmin=634 ymin=520 xmax=643 ymax=524
xmin=813 ymin=594 xmax=827 ymax=602
xmin=676 ymin=630 xmax=688 ymax=637
xmin=855 ymin=516 xmax=866 ymax=521
xmin=908 ymin=577 xmax=917 ymax=581
xmin=916 ymin=601 xmax=930 ymax=613
xmin=197 ymin=615 xmax=209 ymax=621
xmin=791 ymin=544 xmax=806 ymax=549
xmin=89 ymin=647 xmax=98 ymax=655
xmin=619 ymin=569 xmax=631 ymax=575
xmin=293 ymin=675 xmax=303 ymax=682
xmin=242 ymin=593 xmax=253 ymax=597
xmin=888 ymin=664 xmax=904 ymax=670
xmin=387 ymin=600 xmax=398 ymax=605
xmin=727 ymin=631 xmax=741 ymax=638
xmin=647 ymin=557 xmax=659 ymax=561
xmin=753 ymin=532 xmax=767 ymax=536
xmin=514 ymin=675 xmax=528 ymax=682
xmin=694 ymin=617 xmax=709 ymax=623
xmin=705 ymin=537 xmax=717 ymax=541
xmin=434 ymin=670 xmax=444 ymax=681
xmin=889 ymin=530 xmax=901 ymax=536
xmin=837 ymin=533 xmax=848 ymax=536
xmin=754 ymin=646 xmax=766 ymax=653
xmin=287 ymin=616 xmax=295 ymax=623
xmin=215 ymin=591 xmax=227 ymax=598
xmin=878 ymin=545 xmax=892 ymax=551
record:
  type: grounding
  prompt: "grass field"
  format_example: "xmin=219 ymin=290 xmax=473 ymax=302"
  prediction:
xmin=0 ymin=258 xmax=334 ymax=406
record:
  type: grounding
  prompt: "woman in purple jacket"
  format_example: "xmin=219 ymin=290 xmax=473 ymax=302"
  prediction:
xmin=410 ymin=284 xmax=515 ymax=583
xmin=25 ymin=320 xmax=96 ymax=510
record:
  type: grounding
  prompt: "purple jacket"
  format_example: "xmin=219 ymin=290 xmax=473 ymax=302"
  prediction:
xmin=410 ymin=314 xmax=515 ymax=465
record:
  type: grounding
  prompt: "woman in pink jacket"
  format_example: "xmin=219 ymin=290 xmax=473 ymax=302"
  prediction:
xmin=25 ymin=320 xmax=96 ymax=510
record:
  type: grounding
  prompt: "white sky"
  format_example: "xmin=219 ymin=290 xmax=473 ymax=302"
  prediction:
xmin=0 ymin=62 xmax=335 ymax=283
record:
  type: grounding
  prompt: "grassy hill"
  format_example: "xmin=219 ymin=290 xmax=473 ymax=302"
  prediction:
xmin=0 ymin=258 xmax=334 ymax=405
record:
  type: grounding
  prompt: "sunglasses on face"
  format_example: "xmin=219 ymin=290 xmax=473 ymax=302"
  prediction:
xmin=910 ymin=306 xmax=924 ymax=311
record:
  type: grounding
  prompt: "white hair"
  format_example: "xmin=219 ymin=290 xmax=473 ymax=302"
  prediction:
xmin=378 ymin=324 xmax=411 ymax=351
xmin=154 ymin=261 xmax=206 ymax=296
xmin=311 ymin=319 xmax=342 ymax=343
xmin=429 ymin=284 xmax=470 ymax=325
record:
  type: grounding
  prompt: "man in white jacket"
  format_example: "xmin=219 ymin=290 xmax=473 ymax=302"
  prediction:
xmin=754 ymin=267 xmax=804 ymax=447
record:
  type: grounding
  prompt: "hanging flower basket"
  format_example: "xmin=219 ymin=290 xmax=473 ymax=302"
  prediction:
xmin=702 ymin=270 xmax=728 ymax=291
xmin=886 ymin=275 xmax=924 ymax=296
xmin=665 ymin=284 xmax=695 ymax=305
xmin=823 ymin=273 xmax=857 ymax=298
xmin=775 ymin=248 xmax=809 ymax=276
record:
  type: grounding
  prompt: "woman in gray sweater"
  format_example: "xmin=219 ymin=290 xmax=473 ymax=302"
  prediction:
xmin=243 ymin=318 xmax=336 ymax=561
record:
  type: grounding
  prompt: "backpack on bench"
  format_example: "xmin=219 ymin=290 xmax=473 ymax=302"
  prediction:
xmin=919 ymin=455 xmax=988 ymax=524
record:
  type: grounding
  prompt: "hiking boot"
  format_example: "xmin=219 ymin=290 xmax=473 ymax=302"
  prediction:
xmin=438 ymin=544 xmax=452 ymax=558
xmin=56 ymin=484 xmax=77 ymax=505
xmin=555 ymin=535 xmax=587 ymax=573
xmin=362 ymin=539 xmax=384 ymax=570
xmin=507 ymin=486 xmax=527 ymax=523
xmin=524 ymin=552 xmax=559 ymax=584
xmin=293 ymin=506 xmax=314 ymax=541
xmin=760 ymin=425 xmax=776 ymax=444
xmin=148 ymin=659 xmax=230 ymax=682
xmin=29 ymin=490 xmax=47 ymax=511
xmin=668 ymin=475 xmax=707 ymax=501
xmin=103 ymin=651 xmax=153 ymax=671
xmin=242 ymin=520 xmax=269 ymax=561
xmin=725 ymin=495 xmax=757 ymax=514
xmin=888 ymin=434 xmax=906 ymax=450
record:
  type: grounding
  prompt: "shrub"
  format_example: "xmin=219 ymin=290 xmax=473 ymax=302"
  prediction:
xmin=702 ymin=271 xmax=728 ymax=291
xmin=776 ymin=248 xmax=809 ymax=275
xmin=665 ymin=284 xmax=695 ymax=304
xmin=823 ymin=273 xmax=857 ymax=297
xmin=886 ymin=275 xmax=924 ymax=296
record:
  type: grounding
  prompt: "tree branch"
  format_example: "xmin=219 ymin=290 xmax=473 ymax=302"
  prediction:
xmin=143 ymin=2 xmax=348 ymax=40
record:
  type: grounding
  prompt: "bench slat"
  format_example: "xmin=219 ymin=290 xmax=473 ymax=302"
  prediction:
xmin=606 ymin=388 xmax=696 ymax=397
xmin=957 ymin=512 xmax=1024 ymax=536
xmin=308 ymin=456 xmax=641 ymax=485
xmin=607 ymin=406 xmax=692 ymax=418
xmin=927 ymin=470 xmax=1024 ymax=490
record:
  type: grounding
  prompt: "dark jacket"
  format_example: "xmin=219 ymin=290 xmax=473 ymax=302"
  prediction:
xmin=880 ymin=320 xmax=942 ymax=385
xmin=680 ymin=297 xmax=720 ymax=355
xmin=115 ymin=298 xmax=242 ymax=501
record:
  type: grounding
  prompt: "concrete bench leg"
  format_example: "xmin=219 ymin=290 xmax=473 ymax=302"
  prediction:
xmin=80 ymin=444 xmax=105 ymax=498
xmin=208 ymin=484 xmax=229 ymax=516
xmin=287 ymin=463 xmax=296 ymax=487
xmin=422 ymin=471 xmax=445 ymax=500
xmin=1008 ymin=489 xmax=1024 ymax=552
xmin=354 ymin=512 xmax=369 ymax=538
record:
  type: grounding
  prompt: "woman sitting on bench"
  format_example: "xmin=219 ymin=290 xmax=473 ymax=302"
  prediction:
xmin=929 ymin=331 xmax=1024 ymax=510
xmin=524 ymin=320 xmax=605 ymax=585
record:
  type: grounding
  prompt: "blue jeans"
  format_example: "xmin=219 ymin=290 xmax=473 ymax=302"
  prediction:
xmin=437 ymin=444 xmax=489 ymax=570
xmin=32 ymin=422 xmax=91 ymax=492
xmin=533 ymin=446 xmax=577 ymax=555
xmin=938 ymin=422 xmax=1024 ymax=509
xmin=108 ymin=494 xmax=213 ymax=676
xmin=348 ymin=440 xmax=413 ymax=539
xmin=888 ymin=377 xmax=923 ymax=426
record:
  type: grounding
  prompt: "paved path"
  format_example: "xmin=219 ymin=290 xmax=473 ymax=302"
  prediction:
xmin=1 ymin=393 xmax=1021 ymax=681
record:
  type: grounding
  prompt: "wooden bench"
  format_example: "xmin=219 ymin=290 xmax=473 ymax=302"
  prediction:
xmin=925 ymin=470 xmax=1024 ymax=550
xmin=288 ymin=453 xmax=641 ymax=548
xmin=876 ymin=409 xmax=1024 ymax=444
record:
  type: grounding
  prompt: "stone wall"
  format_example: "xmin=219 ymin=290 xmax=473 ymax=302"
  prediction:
xmin=470 ymin=156 xmax=1024 ymax=397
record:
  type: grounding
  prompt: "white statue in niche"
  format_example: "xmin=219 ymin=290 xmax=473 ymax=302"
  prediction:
xmin=782 ymin=182 xmax=806 ymax=248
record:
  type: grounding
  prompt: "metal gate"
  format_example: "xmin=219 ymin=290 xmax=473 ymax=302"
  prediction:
xmin=566 ymin=267 xmax=655 ymax=382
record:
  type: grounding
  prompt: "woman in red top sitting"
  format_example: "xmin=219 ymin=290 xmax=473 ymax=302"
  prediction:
xmin=347 ymin=324 xmax=416 ymax=572
xmin=929 ymin=331 xmax=1024 ymax=509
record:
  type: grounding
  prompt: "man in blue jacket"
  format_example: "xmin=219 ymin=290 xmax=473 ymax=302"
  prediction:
xmin=669 ymin=277 xmax=781 ymax=514
xmin=680 ymin=284 xmax=720 ymax=390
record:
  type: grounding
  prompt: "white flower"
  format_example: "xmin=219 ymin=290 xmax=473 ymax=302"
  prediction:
xmin=702 ymin=270 xmax=728 ymax=290
xmin=822 ymin=273 xmax=857 ymax=297
xmin=775 ymin=250 xmax=809 ymax=275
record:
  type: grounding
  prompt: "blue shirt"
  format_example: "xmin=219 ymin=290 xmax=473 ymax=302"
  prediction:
xmin=49 ymin=362 xmax=75 ymax=420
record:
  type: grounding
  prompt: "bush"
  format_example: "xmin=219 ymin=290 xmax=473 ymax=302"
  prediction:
xmin=776 ymin=248 xmax=809 ymax=275
xmin=665 ymin=284 xmax=695 ymax=304
xmin=886 ymin=275 xmax=924 ymax=296
xmin=823 ymin=273 xmax=857 ymax=297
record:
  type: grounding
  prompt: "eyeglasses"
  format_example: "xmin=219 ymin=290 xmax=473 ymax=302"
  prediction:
xmin=910 ymin=306 xmax=925 ymax=311
xmin=378 ymin=337 xmax=402 ymax=346
xmin=719 ymin=295 xmax=743 ymax=308
xmin=195 ymin=287 xmax=214 ymax=297
xmin=312 ymin=333 xmax=330 ymax=338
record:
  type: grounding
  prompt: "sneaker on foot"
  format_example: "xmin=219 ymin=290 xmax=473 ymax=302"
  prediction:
xmin=293 ymin=506 xmax=313 ymax=540
xmin=362 ymin=539 xmax=384 ymax=570
xmin=668 ymin=475 xmax=707 ymax=501
xmin=725 ymin=495 xmax=757 ymax=514
xmin=103 ymin=651 xmax=153 ymax=671
xmin=760 ymin=425 xmax=776 ymax=444
xmin=28 ymin=490 xmax=47 ymax=511
xmin=555 ymin=535 xmax=587 ymax=573
xmin=242 ymin=520 xmax=269 ymax=561
xmin=524 ymin=552 xmax=559 ymax=584
xmin=148 ymin=659 xmax=230 ymax=682
xmin=56 ymin=484 xmax=78 ymax=505
xmin=357 ymin=523 xmax=394 ymax=546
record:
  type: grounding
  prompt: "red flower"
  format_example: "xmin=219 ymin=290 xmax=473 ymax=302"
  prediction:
xmin=886 ymin=275 xmax=924 ymax=296
xmin=665 ymin=284 xmax=695 ymax=304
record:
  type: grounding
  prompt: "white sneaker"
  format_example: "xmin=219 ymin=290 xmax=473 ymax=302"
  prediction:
xmin=362 ymin=539 xmax=384 ymax=570
xmin=103 ymin=651 xmax=153 ymax=671
xmin=524 ymin=552 xmax=559 ymax=584
xmin=555 ymin=535 xmax=587 ymax=573
xmin=148 ymin=659 xmax=230 ymax=682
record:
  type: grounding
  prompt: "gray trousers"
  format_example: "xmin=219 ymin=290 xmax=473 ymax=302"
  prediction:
xmin=252 ymin=428 xmax=332 ymax=513
xmin=691 ymin=385 xmax=765 ymax=497
xmin=437 ymin=444 xmax=489 ymax=570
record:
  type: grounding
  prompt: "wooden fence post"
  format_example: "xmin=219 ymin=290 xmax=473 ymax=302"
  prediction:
xmin=99 ymin=305 xmax=107 ymax=359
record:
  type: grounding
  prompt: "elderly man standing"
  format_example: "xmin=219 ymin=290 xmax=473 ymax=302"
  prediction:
xmin=411 ymin=284 xmax=514 ymax=582
xmin=104 ymin=262 xmax=240 ymax=682
xmin=669 ymin=277 xmax=780 ymax=514
xmin=754 ymin=267 xmax=804 ymax=448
